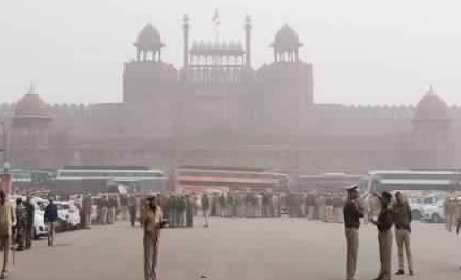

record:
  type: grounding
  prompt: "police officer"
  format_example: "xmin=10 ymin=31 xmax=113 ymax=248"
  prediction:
xmin=15 ymin=198 xmax=27 ymax=251
xmin=82 ymin=193 xmax=92 ymax=229
xmin=128 ymin=195 xmax=137 ymax=227
xmin=185 ymin=195 xmax=194 ymax=228
xmin=343 ymin=186 xmax=363 ymax=280
xmin=0 ymin=190 xmax=14 ymax=279
xmin=202 ymin=193 xmax=210 ymax=227
xmin=141 ymin=195 xmax=163 ymax=280
xmin=25 ymin=196 xmax=35 ymax=249
xmin=371 ymin=192 xmax=394 ymax=280
xmin=393 ymin=191 xmax=414 ymax=276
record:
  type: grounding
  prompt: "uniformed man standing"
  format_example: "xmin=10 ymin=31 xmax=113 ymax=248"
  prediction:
xmin=392 ymin=191 xmax=414 ymax=276
xmin=185 ymin=195 xmax=194 ymax=228
xmin=445 ymin=197 xmax=456 ymax=232
xmin=82 ymin=193 xmax=92 ymax=229
xmin=100 ymin=196 xmax=108 ymax=225
xmin=25 ymin=196 xmax=35 ymax=249
xmin=128 ymin=195 xmax=137 ymax=227
xmin=371 ymin=192 xmax=394 ymax=280
xmin=15 ymin=198 xmax=27 ymax=251
xmin=0 ymin=190 xmax=14 ymax=279
xmin=141 ymin=195 xmax=163 ymax=280
xmin=343 ymin=186 xmax=363 ymax=280
xmin=202 ymin=193 xmax=210 ymax=227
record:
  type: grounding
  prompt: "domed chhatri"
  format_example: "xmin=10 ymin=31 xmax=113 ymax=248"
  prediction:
xmin=14 ymin=85 xmax=51 ymax=119
xmin=413 ymin=86 xmax=449 ymax=122
xmin=272 ymin=24 xmax=303 ymax=51
xmin=134 ymin=23 xmax=165 ymax=62
xmin=271 ymin=24 xmax=303 ymax=63
xmin=134 ymin=23 xmax=164 ymax=50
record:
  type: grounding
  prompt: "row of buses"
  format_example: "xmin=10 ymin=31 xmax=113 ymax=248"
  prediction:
xmin=8 ymin=166 xmax=461 ymax=194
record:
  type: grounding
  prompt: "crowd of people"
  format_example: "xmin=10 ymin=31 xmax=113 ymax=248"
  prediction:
xmin=2 ymin=188 xmax=461 ymax=280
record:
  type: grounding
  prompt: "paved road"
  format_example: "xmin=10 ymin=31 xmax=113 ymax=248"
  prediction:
xmin=10 ymin=218 xmax=461 ymax=280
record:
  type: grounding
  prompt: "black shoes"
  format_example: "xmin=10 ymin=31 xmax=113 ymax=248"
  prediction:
xmin=395 ymin=270 xmax=405 ymax=275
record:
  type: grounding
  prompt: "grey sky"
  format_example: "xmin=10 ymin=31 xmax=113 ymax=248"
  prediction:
xmin=1 ymin=0 xmax=461 ymax=105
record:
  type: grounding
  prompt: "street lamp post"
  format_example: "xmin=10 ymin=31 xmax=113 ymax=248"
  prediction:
xmin=0 ymin=121 xmax=8 ymax=173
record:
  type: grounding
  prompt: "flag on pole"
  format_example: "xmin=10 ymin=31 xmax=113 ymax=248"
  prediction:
xmin=212 ymin=9 xmax=220 ymax=26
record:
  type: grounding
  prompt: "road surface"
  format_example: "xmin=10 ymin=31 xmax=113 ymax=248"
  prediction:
xmin=10 ymin=217 xmax=461 ymax=280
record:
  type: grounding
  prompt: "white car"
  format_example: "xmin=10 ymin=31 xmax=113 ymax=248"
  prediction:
xmin=9 ymin=196 xmax=48 ymax=239
xmin=421 ymin=199 xmax=446 ymax=223
xmin=54 ymin=201 xmax=81 ymax=229
xmin=30 ymin=197 xmax=48 ymax=239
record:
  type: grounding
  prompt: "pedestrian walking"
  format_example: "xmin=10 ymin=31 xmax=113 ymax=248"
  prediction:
xmin=141 ymin=195 xmax=164 ymax=280
xmin=0 ymin=190 xmax=14 ymax=279
xmin=392 ymin=192 xmax=414 ymax=276
xmin=343 ymin=186 xmax=363 ymax=280
xmin=371 ymin=191 xmax=394 ymax=280
xmin=44 ymin=198 xmax=59 ymax=247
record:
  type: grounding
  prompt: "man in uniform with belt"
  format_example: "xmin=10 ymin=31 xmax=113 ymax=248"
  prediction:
xmin=392 ymin=191 xmax=414 ymax=276
xmin=343 ymin=186 xmax=363 ymax=280
xmin=141 ymin=195 xmax=163 ymax=280
xmin=371 ymin=191 xmax=394 ymax=280
xmin=0 ymin=190 xmax=14 ymax=279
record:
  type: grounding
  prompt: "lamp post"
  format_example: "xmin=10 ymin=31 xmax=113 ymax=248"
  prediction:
xmin=0 ymin=121 xmax=9 ymax=173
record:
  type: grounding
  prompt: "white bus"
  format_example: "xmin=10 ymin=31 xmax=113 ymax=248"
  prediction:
xmin=366 ymin=170 xmax=461 ymax=193
xmin=53 ymin=166 xmax=168 ymax=193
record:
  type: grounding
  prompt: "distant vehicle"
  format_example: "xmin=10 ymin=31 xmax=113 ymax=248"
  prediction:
xmin=54 ymin=201 xmax=81 ymax=229
xmin=10 ymin=196 xmax=48 ymax=239
xmin=294 ymin=173 xmax=364 ymax=191
xmin=409 ymin=195 xmax=445 ymax=220
xmin=174 ymin=166 xmax=290 ymax=193
xmin=30 ymin=197 xmax=48 ymax=239
xmin=421 ymin=198 xmax=446 ymax=223
xmin=365 ymin=170 xmax=461 ymax=193
xmin=53 ymin=166 xmax=168 ymax=193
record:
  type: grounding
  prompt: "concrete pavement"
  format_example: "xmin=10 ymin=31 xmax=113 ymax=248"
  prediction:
xmin=9 ymin=218 xmax=461 ymax=280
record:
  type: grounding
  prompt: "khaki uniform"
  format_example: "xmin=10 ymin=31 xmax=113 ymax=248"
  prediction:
xmin=445 ymin=200 xmax=456 ymax=232
xmin=0 ymin=204 xmax=13 ymax=274
xmin=393 ymin=201 xmax=413 ymax=273
xmin=375 ymin=206 xmax=394 ymax=280
xmin=378 ymin=230 xmax=393 ymax=280
xmin=345 ymin=228 xmax=359 ymax=280
xmin=141 ymin=206 xmax=163 ymax=280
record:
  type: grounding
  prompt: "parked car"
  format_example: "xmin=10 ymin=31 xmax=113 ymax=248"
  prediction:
xmin=30 ymin=197 xmax=48 ymax=239
xmin=409 ymin=195 xmax=445 ymax=220
xmin=54 ymin=201 xmax=81 ymax=230
xmin=421 ymin=199 xmax=446 ymax=223
xmin=10 ymin=196 xmax=48 ymax=239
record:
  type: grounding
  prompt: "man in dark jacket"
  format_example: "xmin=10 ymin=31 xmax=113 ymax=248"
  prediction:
xmin=44 ymin=198 xmax=59 ymax=246
xmin=371 ymin=191 xmax=394 ymax=280
xmin=343 ymin=186 xmax=363 ymax=280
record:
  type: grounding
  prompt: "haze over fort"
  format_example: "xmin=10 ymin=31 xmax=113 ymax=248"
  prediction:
xmin=1 ymin=0 xmax=461 ymax=105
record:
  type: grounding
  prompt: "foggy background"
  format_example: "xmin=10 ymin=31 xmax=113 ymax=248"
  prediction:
xmin=1 ymin=0 xmax=461 ymax=105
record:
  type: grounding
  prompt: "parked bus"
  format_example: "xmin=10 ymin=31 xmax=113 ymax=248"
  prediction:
xmin=173 ymin=166 xmax=290 ymax=193
xmin=294 ymin=173 xmax=365 ymax=191
xmin=53 ymin=166 xmax=168 ymax=194
xmin=366 ymin=170 xmax=461 ymax=193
